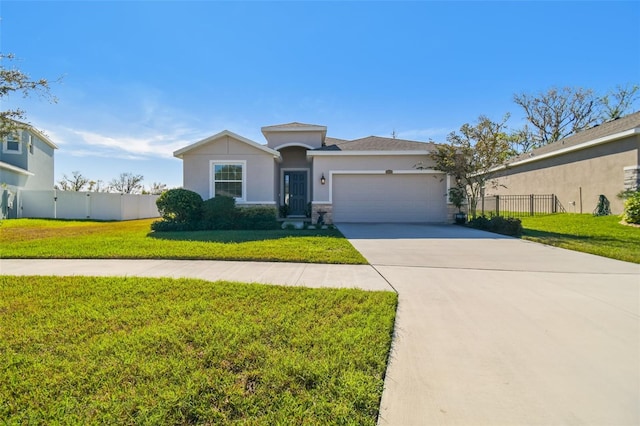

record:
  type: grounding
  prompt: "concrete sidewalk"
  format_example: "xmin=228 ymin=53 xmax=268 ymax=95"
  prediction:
xmin=0 ymin=258 xmax=392 ymax=291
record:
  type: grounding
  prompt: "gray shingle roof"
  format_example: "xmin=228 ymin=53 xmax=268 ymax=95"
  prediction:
xmin=510 ymin=111 xmax=640 ymax=162
xmin=317 ymin=135 xmax=435 ymax=151
xmin=261 ymin=122 xmax=326 ymax=130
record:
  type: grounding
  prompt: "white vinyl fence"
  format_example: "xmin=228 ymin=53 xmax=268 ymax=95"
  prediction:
xmin=16 ymin=190 xmax=160 ymax=220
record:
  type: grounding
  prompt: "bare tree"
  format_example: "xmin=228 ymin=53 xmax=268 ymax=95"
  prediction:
xmin=109 ymin=172 xmax=144 ymax=194
xmin=145 ymin=182 xmax=167 ymax=195
xmin=56 ymin=171 xmax=89 ymax=191
xmin=513 ymin=86 xmax=598 ymax=146
xmin=600 ymin=83 xmax=639 ymax=121
xmin=1 ymin=53 xmax=59 ymax=139
xmin=88 ymin=179 xmax=108 ymax=192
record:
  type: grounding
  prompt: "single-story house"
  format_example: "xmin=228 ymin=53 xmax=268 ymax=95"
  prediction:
xmin=174 ymin=122 xmax=456 ymax=223
xmin=488 ymin=111 xmax=640 ymax=214
xmin=1 ymin=121 xmax=58 ymax=218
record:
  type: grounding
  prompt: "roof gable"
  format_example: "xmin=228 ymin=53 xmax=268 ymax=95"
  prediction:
xmin=261 ymin=122 xmax=327 ymax=132
xmin=174 ymin=130 xmax=280 ymax=159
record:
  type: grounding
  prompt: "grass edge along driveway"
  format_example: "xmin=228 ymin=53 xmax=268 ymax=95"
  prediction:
xmin=519 ymin=214 xmax=640 ymax=264
xmin=0 ymin=218 xmax=367 ymax=264
xmin=0 ymin=275 xmax=397 ymax=424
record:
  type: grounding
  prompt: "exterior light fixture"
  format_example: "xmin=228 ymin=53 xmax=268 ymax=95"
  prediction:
xmin=320 ymin=173 xmax=326 ymax=185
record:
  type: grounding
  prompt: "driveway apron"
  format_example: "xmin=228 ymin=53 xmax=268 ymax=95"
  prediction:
xmin=338 ymin=223 xmax=640 ymax=426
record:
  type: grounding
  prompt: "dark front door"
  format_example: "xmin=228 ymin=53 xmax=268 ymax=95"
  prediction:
xmin=284 ymin=171 xmax=307 ymax=216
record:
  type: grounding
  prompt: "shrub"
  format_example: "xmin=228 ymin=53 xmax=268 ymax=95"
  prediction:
xmin=467 ymin=215 xmax=522 ymax=237
xmin=150 ymin=219 xmax=199 ymax=232
xmin=622 ymin=191 xmax=640 ymax=224
xmin=155 ymin=189 xmax=203 ymax=224
xmin=236 ymin=206 xmax=279 ymax=230
xmin=201 ymin=195 xmax=237 ymax=229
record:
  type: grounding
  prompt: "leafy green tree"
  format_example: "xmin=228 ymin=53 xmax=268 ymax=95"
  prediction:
xmin=0 ymin=53 xmax=58 ymax=139
xmin=432 ymin=114 xmax=513 ymax=218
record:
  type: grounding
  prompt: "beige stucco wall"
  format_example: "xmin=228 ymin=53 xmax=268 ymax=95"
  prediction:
xmin=489 ymin=135 xmax=639 ymax=214
xmin=181 ymin=135 xmax=276 ymax=203
xmin=265 ymin=131 xmax=323 ymax=149
xmin=311 ymin=153 xmax=434 ymax=202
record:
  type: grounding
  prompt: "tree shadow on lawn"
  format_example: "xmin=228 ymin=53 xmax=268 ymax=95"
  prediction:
xmin=522 ymin=228 xmax=630 ymax=245
xmin=147 ymin=229 xmax=346 ymax=243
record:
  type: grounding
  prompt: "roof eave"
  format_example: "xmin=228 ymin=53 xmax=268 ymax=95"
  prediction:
xmin=307 ymin=150 xmax=431 ymax=157
xmin=496 ymin=127 xmax=640 ymax=171
xmin=0 ymin=161 xmax=35 ymax=176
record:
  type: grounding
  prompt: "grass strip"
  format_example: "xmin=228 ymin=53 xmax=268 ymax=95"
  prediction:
xmin=0 ymin=275 xmax=397 ymax=424
xmin=520 ymin=214 xmax=640 ymax=263
xmin=0 ymin=219 xmax=367 ymax=264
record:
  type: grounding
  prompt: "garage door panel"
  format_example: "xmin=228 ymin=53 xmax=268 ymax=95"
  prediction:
xmin=332 ymin=174 xmax=447 ymax=223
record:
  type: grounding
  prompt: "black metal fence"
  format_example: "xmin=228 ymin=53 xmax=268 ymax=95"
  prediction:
xmin=479 ymin=194 xmax=566 ymax=217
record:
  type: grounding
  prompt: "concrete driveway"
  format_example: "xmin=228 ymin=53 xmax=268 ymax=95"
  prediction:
xmin=338 ymin=223 xmax=640 ymax=426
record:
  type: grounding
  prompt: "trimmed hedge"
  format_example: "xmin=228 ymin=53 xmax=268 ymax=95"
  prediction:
xmin=152 ymin=193 xmax=278 ymax=231
xmin=236 ymin=207 xmax=279 ymax=230
xmin=155 ymin=189 xmax=203 ymax=224
xmin=467 ymin=216 xmax=523 ymax=237
xmin=202 ymin=196 xmax=237 ymax=230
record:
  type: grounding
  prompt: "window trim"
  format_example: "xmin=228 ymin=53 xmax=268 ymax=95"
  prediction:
xmin=2 ymin=131 xmax=22 ymax=154
xmin=209 ymin=160 xmax=247 ymax=202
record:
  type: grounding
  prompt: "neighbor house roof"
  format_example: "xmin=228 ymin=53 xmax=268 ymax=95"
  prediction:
xmin=173 ymin=130 xmax=281 ymax=159
xmin=505 ymin=111 xmax=640 ymax=167
xmin=315 ymin=135 xmax=436 ymax=151
xmin=5 ymin=120 xmax=59 ymax=150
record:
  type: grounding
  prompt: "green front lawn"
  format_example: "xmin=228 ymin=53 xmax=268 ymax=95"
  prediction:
xmin=0 ymin=276 xmax=396 ymax=424
xmin=0 ymin=219 xmax=367 ymax=264
xmin=520 ymin=214 xmax=640 ymax=263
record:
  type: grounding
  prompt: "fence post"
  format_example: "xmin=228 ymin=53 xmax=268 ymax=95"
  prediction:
xmin=495 ymin=195 xmax=500 ymax=217
xmin=530 ymin=194 xmax=534 ymax=216
xmin=552 ymin=194 xmax=557 ymax=214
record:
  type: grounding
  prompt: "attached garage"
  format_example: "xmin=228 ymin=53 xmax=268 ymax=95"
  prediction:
xmin=332 ymin=173 xmax=448 ymax=223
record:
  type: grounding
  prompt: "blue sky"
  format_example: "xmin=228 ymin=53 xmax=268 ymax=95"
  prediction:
xmin=1 ymin=1 xmax=639 ymax=189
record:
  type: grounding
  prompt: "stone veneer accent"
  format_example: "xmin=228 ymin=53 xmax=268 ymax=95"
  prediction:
xmin=311 ymin=203 xmax=333 ymax=225
xmin=623 ymin=166 xmax=640 ymax=191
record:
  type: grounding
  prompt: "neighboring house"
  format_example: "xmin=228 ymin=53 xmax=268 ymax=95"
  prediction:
xmin=174 ymin=122 xmax=454 ymax=223
xmin=488 ymin=111 xmax=640 ymax=215
xmin=0 ymin=122 xmax=58 ymax=218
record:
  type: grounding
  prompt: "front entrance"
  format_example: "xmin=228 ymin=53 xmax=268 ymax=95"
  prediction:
xmin=284 ymin=171 xmax=308 ymax=216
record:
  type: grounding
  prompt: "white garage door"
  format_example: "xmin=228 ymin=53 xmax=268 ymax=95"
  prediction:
xmin=332 ymin=174 xmax=448 ymax=223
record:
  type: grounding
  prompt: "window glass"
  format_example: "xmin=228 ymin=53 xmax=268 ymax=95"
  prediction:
xmin=6 ymin=134 xmax=20 ymax=152
xmin=213 ymin=163 xmax=243 ymax=199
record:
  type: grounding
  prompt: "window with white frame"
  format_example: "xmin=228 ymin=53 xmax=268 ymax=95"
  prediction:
xmin=211 ymin=161 xmax=245 ymax=200
xmin=3 ymin=132 xmax=22 ymax=154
